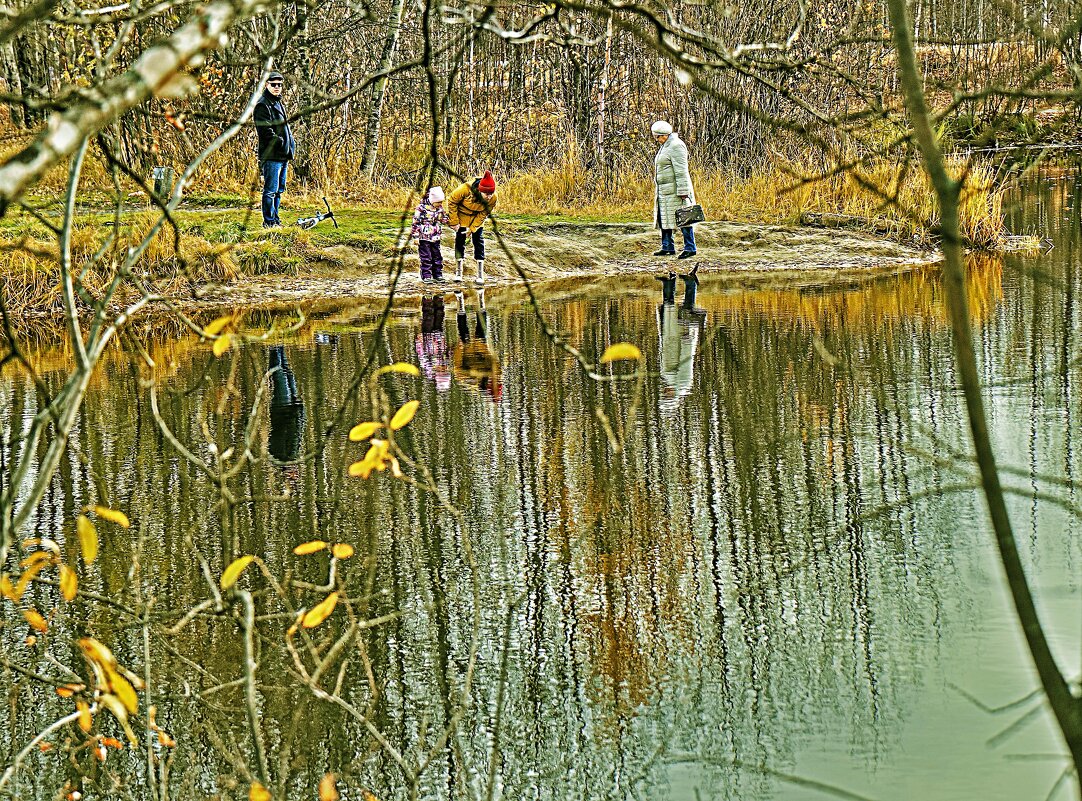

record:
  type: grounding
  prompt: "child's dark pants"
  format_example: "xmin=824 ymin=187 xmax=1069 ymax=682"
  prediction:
xmin=419 ymin=240 xmax=444 ymax=279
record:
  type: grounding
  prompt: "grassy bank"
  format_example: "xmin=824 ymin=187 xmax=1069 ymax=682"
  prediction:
xmin=0 ymin=156 xmax=1011 ymax=316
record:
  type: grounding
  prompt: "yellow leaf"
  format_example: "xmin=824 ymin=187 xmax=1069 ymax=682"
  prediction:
xmin=212 ymin=332 xmax=233 ymax=357
xmin=348 ymin=421 xmax=382 ymax=441
xmin=76 ymin=700 xmax=92 ymax=733
xmin=59 ymin=564 xmax=78 ymax=601
xmin=292 ymin=541 xmax=328 ymax=556
xmin=203 ymin=315 xmax=232 ymax=336
xmin=389 ymin=400 xmax=420 ymax=430
xmin=78 ymin=637 xmax=116 ymax=668
xmin=600 ymin=343 xmax=643 ymax=363
xmin=378 ymin=362 xmax=420 ymax=376
xmin=331 ymin=543 xmax=354 ymax=560
xmin=220 ymin=555 xmax=255 ymax=590
xmin=23 ymin=608 xmax=48 ymax=633
xmin=347 ymin=460 xmax=367 ymax=478
xmin=93 ymin=506 xmax=130 ymax=529
xmin=249 ymin=781 xmax=272 ymax=801
xmin=99 ymin=692 xmax=138 ymax=745
xmin=23 ymin=537 xmax=60 ymax=555
xmin=109 ymin=669 xmax=139 ymax=715
xmin=319 ymin=774 xmax=340 ymax=801
xmin=77 ymin=515 xmax=98 ymax=565
xmin=0 ymin=574 xmax=15 ymax=601
xmin=14 ymin=562 xmax=46 ymax=599
xmin=20 ymin=551 xmax=52 ymax=569
xmin=302 ymin=592 xmax=339 ymax=628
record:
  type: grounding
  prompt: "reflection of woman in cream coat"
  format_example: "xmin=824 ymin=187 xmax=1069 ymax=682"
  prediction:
xmin=656 ymin=270 xmax=705 ymax=412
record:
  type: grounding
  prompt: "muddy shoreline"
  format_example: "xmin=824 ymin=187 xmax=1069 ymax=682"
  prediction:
xmin=183 ymin=220 xmax=941 ymax=311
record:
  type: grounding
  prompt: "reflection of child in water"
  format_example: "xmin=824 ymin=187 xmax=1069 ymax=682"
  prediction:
xmin=415 ymin=293 xmax=452 ymax=392
xmin=656 ymin=265 xmax=706 ymax=412
xmin=452 ymin=288 xmax=501 ymax=401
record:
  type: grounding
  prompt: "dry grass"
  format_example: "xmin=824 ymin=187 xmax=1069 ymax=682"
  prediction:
xmin=489 ymin=152 xmax=1009 ymax=249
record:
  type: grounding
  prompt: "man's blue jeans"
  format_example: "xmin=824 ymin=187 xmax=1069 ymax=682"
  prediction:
xmin=261 ymin=160 xmax=288 ymax=225
xmin=660 ymin=226 xmax=696 ymax=254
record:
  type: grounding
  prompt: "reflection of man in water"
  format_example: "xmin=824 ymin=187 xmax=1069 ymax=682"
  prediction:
xmin=416 ymin=293 xmax=452 ymax=392
xmin=452 ymin=288 xmax=501 ymax=401
xmin=268 ymin=346 xmax=306 ymax=465
xmin=656 ymin=265 xmax=706 ymax=412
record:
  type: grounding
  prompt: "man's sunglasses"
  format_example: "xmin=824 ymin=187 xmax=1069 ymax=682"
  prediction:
xmin=267 ymin=81 xmax=284 ymax=87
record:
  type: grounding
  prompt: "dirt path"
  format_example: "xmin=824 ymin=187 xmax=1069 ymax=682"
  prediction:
xmin=187 ymin=220 xmax=940 ymax=308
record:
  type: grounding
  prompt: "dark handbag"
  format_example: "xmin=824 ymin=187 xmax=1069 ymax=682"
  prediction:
xmin=675 ymin=202 xmax=705 ymax=227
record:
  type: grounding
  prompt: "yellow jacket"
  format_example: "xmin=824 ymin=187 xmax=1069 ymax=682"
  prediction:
xmin=447 ymin=179 xmax=497 ymax=232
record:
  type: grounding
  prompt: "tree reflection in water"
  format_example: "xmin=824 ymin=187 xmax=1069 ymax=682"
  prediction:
xmin=3 ymin=233 xmax=1082 ymax=799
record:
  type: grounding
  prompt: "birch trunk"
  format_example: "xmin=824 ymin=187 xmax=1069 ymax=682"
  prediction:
xmin=359 ymin=0 xmax=407 ymax=180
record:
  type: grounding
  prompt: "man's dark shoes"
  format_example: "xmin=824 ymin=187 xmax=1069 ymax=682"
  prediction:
xmin=677 ymin=251 xmax=696 ymax=259
xmin=653 ymin=249 xmax=676 ymax=257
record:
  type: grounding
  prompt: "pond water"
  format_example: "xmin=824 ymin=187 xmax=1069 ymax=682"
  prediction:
xmin=2 ymin=170 xmax=1082 ymax=800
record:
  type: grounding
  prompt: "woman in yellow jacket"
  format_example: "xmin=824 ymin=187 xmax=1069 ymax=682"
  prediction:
xmin=447 ymin=170 xmax=497 ymax=284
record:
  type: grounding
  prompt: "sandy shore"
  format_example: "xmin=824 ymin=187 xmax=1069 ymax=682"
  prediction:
xmin=184 ymin=220 xmax=940 ymax=309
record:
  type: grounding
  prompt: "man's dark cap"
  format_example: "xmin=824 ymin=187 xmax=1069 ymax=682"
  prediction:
xmin=267 ymin=71 xmax=284 ymax=82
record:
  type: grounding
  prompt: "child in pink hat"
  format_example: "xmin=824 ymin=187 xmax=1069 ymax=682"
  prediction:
xmin=410 ymin=186 xmax=450 ymax=284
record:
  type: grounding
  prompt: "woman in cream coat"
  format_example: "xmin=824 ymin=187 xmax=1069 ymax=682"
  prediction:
xmin=651 ymin=120 xmax=697 ymax=258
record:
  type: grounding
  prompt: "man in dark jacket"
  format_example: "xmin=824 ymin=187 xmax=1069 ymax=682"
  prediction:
xmin=253 ymin=71 xmax=296 ymax=228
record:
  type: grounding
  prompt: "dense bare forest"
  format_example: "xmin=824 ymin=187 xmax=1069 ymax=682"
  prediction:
xmin=1 ymin=0 xmax=1078 ymax=194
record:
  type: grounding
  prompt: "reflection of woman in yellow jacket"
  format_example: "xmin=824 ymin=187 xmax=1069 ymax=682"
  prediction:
xmin=447 ymin=170 xmax=497 ymax=284
xmin=452 ymin=288 xmax=501 ymax=401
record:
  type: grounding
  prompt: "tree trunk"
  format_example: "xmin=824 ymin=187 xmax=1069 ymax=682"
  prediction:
xmin=359 ymin=0 xmax=407 ymax=180
xmin=887 ymin=0 xmax=1082 ymax=786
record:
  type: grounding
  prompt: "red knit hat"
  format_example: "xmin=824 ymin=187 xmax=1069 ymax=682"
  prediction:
xmin=478 ymin=171 xmax=496 ymax=193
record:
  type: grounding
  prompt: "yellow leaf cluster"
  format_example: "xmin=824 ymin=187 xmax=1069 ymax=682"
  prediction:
xmin=79 ymin=637 xmax=143 ymax=745
xmin=348 ymin=439 xmax=400 ymax=479
xmin=293 ymin=541 xmax=354 ymax=560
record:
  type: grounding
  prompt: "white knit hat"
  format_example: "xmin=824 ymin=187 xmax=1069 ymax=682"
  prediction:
xmin=428 ymin=186 xmax=445 ymax=202
xmin=651 ymin=120 xmax=673 ymax=135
